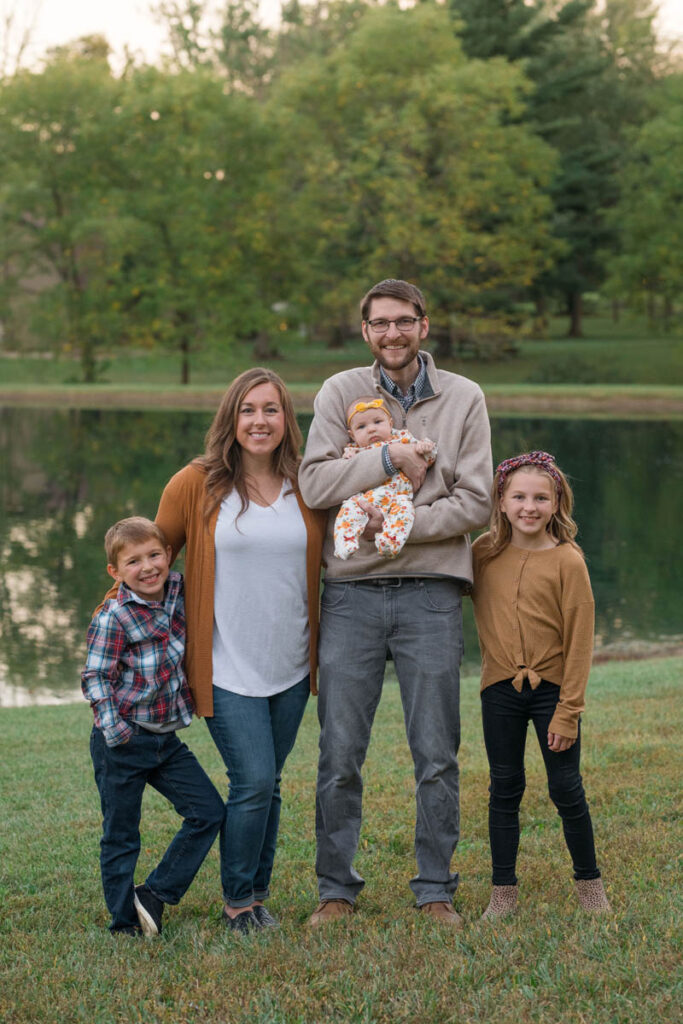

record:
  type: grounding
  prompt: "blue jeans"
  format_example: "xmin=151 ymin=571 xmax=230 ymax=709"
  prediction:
xmin=315 ymin=578 xmax=463 ymax=906
xmin=481 ymin=679 xmax=601 ymax=885
xmin=90 ymin=725 xmax=225 ymax=932
xmin=205 ymin=677 xmax=310 ymax=908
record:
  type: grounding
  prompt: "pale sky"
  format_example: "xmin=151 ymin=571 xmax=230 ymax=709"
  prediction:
xmin=8 ymin=0 xmax=280 ymax=69
xmin=7 ymin=0 xmax=683 ymax=71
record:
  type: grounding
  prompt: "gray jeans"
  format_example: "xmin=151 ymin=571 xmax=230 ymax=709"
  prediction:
xmin=315 ymin=577 xmax=463 ymax=906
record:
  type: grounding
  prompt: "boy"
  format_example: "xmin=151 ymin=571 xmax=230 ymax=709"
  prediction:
xmin=333 ymin=396 xmax=436 ymax=560
xmin=82 ymin=516 xmax=224 ymax=937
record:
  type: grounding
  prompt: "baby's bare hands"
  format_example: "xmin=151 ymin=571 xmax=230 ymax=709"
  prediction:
xmin=415 ymin=439 xmax=436 ymax=456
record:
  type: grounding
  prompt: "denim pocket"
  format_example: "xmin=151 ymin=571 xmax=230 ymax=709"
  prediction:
xmin=321 ymin=582 xmax=351 ymax=610
xmin=416 ymin=579 xmax=462 ymax=613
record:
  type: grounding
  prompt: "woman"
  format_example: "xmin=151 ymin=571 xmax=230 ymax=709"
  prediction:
xmin=156 ymin=367 xmax=326 ymax=933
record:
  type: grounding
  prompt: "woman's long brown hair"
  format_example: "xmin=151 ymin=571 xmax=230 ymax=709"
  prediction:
xmin=195 ymin=367 xmax=303 ymax=521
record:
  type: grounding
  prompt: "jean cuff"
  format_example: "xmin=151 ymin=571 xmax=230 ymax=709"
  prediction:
xmin=415 ymin=896 xmax=453 ymax=908
xmin=318 ymin=891 xmax=357 ymax=906
xmin=224 ymin=894 xmax=256 ymax=909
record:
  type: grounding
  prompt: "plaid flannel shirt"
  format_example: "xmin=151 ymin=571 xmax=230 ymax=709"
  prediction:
xmin=81 ymin=570 xmax=193 ymax=747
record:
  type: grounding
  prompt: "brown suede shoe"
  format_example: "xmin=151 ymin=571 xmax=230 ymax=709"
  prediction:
xmin=419 ymin=901 xmax=464 ymax=927
xmin=308 ymin=899 xmax=354 ymax=926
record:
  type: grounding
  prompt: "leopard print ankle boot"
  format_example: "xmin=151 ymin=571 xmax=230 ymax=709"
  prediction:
xmin=575 ymin=878 xmax=611 ymax=912
xmin=481 ymin=884 xmax=518 ymax=921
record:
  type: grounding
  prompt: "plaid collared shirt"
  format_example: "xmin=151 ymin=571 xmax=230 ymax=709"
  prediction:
xmin=379 ymin=352 xmax=429 ymax=412
xmin=81 ymin=571 xmax=193 ymax=747
xmin=380 ymin=353 xmax=431 ymax=475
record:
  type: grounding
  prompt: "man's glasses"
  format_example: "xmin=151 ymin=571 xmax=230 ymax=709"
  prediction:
xmin=365 ymin=316 xmax=423 ymax=334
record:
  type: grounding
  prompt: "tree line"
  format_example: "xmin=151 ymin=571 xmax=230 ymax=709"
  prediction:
xmin=0 ymin=0 xmax=680 ymax=382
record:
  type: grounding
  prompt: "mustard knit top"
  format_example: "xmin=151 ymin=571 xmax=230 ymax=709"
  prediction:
xmin=471 ymin=533 xmax=594 ymax=739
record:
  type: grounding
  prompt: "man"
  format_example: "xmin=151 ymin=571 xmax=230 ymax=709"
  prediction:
xmin=299 ymin=279 xmax=493 ymax=926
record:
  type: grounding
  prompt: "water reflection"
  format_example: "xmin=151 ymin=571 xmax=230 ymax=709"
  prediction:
xmin=1 ymin=407 xmax=681 ymax=704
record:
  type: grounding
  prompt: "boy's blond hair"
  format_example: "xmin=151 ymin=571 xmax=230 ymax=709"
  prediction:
xmin=104 ymin=517 xmax=169 ymax=567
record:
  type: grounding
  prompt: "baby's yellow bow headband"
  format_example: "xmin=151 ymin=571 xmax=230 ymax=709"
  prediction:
xmin=347 ymin=398 xmax=388 ymax=425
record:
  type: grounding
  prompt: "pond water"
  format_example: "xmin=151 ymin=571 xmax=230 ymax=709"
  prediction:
xmin=1 ymin=406 xmax=681 ymax=705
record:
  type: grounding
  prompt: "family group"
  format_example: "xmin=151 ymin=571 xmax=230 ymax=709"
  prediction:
xmin=81 ymin=278 xmax=610 ymax=938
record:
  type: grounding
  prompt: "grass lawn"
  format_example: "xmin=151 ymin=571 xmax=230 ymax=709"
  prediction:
xmin=2 ymin=314 xmax=682 ymax=392
xmin=1 ymin=657 xmax=680 ymax=1024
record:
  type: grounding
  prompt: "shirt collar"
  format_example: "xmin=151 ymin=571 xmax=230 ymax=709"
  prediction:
xmin=379 ymin=352 xmax=427 ymax=407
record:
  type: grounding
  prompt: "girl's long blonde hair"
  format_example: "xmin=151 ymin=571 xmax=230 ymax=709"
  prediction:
xmin=195 ymin=367 xmax=302 ymax=521
xmin=481 ymin=453 xmax=583 ymax=565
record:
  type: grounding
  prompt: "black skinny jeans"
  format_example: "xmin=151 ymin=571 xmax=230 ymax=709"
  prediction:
xmin=481 ymin=679 xmax=601 ymax=886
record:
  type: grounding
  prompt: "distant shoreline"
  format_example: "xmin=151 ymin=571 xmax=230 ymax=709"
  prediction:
xmin=2 ymin=384 xmax=683 ymax=418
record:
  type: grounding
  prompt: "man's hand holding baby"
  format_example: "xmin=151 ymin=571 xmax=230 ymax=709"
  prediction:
xmin=387 ymin=442 xmax=428 ymax=491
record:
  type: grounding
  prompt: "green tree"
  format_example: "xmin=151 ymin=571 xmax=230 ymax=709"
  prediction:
xmin=0 ymin=43 xmax=126 ymax=380
xmin=153 ymin=0 xmax=214 ymax=69
xmin=0 ymin=44 xmax=274 ymax=383
xmin=217 ymin=0 xmax=274 ymax=94
xmin=155 ymin=0 xmax=275 ymax=94
xmin=448 ymin=0 xmax=591 ymax=61
xmin=269 ymin=3 xmax=559 ymax=350
xmin=0 ymin=0 xmax=42 ymax=79
xmin=605 ymin=73 xmax=683 ymax=325
xmin=274 ymin=0 xmax=375 ymax=76
xmin=103 ymin=65 xmax=271 ymax=382
xmin=449 ymin=0 xmax=661 ymax=336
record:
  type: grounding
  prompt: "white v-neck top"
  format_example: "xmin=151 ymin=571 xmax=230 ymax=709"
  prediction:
xmin=212 ymin=483 xmax=309 ymax=697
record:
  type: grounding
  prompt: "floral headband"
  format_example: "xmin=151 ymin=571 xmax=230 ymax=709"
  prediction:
xmin=347 ymin=398 xmax=390 ymax=425
xmin=496 ymin=451 xmax=563 ymax=498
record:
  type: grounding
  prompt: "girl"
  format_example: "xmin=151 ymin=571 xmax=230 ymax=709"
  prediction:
xmin=471 ymin=450 xmax=610 ymax=918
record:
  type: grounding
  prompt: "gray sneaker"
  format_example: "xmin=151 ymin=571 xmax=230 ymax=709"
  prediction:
xmin=253 ymin=904 xmax=279 ymax=928
xmin=221 ymin=908 xmax=259 ymax=935
xmin=134 ymin=884 xmax=164 ymax=937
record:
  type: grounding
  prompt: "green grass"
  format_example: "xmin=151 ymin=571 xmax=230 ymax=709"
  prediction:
xmin=2 ymin=314 xmax=682 ymax=390
xmin=2 ymin=657 xmax=681 ymax=1024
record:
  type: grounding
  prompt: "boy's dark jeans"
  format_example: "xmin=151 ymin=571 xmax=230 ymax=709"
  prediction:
xmin=90 ymin=725 xmax=225 ymax=932
xmin=481 ymin=680 xmax=601 ymax=886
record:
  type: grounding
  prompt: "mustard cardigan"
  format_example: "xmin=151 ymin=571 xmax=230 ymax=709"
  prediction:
xmin=156 ymin=463 xmax=327 ymax=717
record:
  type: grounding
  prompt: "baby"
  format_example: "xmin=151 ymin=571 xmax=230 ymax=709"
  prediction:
xmin=333 ymin=396 xmax=437 ymax=560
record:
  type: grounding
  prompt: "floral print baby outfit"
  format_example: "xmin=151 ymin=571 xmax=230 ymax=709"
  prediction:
xmin=333 ymin=429 xmax=437 ymax=560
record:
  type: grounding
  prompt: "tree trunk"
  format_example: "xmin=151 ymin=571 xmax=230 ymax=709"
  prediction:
xmin=568 ymin=291 xmax=583 ymax=338
xmin=180 ymin=335 xmax=190 ymax=385
xmin=327 ymin=321 xmax=347 ymax=349
xmin=533 ymin=295 xmax=548 ymax=337
xmin=175 ymin=308 xmax=192 ymax=384
xmin=81 ymin=339 xmax=97 ymax=383
xmin=433 ymin=326 xmax=453 ymax=361
xmin=252 ymin=330 xmax=278 ymax=361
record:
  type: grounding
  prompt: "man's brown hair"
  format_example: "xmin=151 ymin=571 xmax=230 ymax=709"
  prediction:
xmin=360 ymin=279 xmax=427 ymax=321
